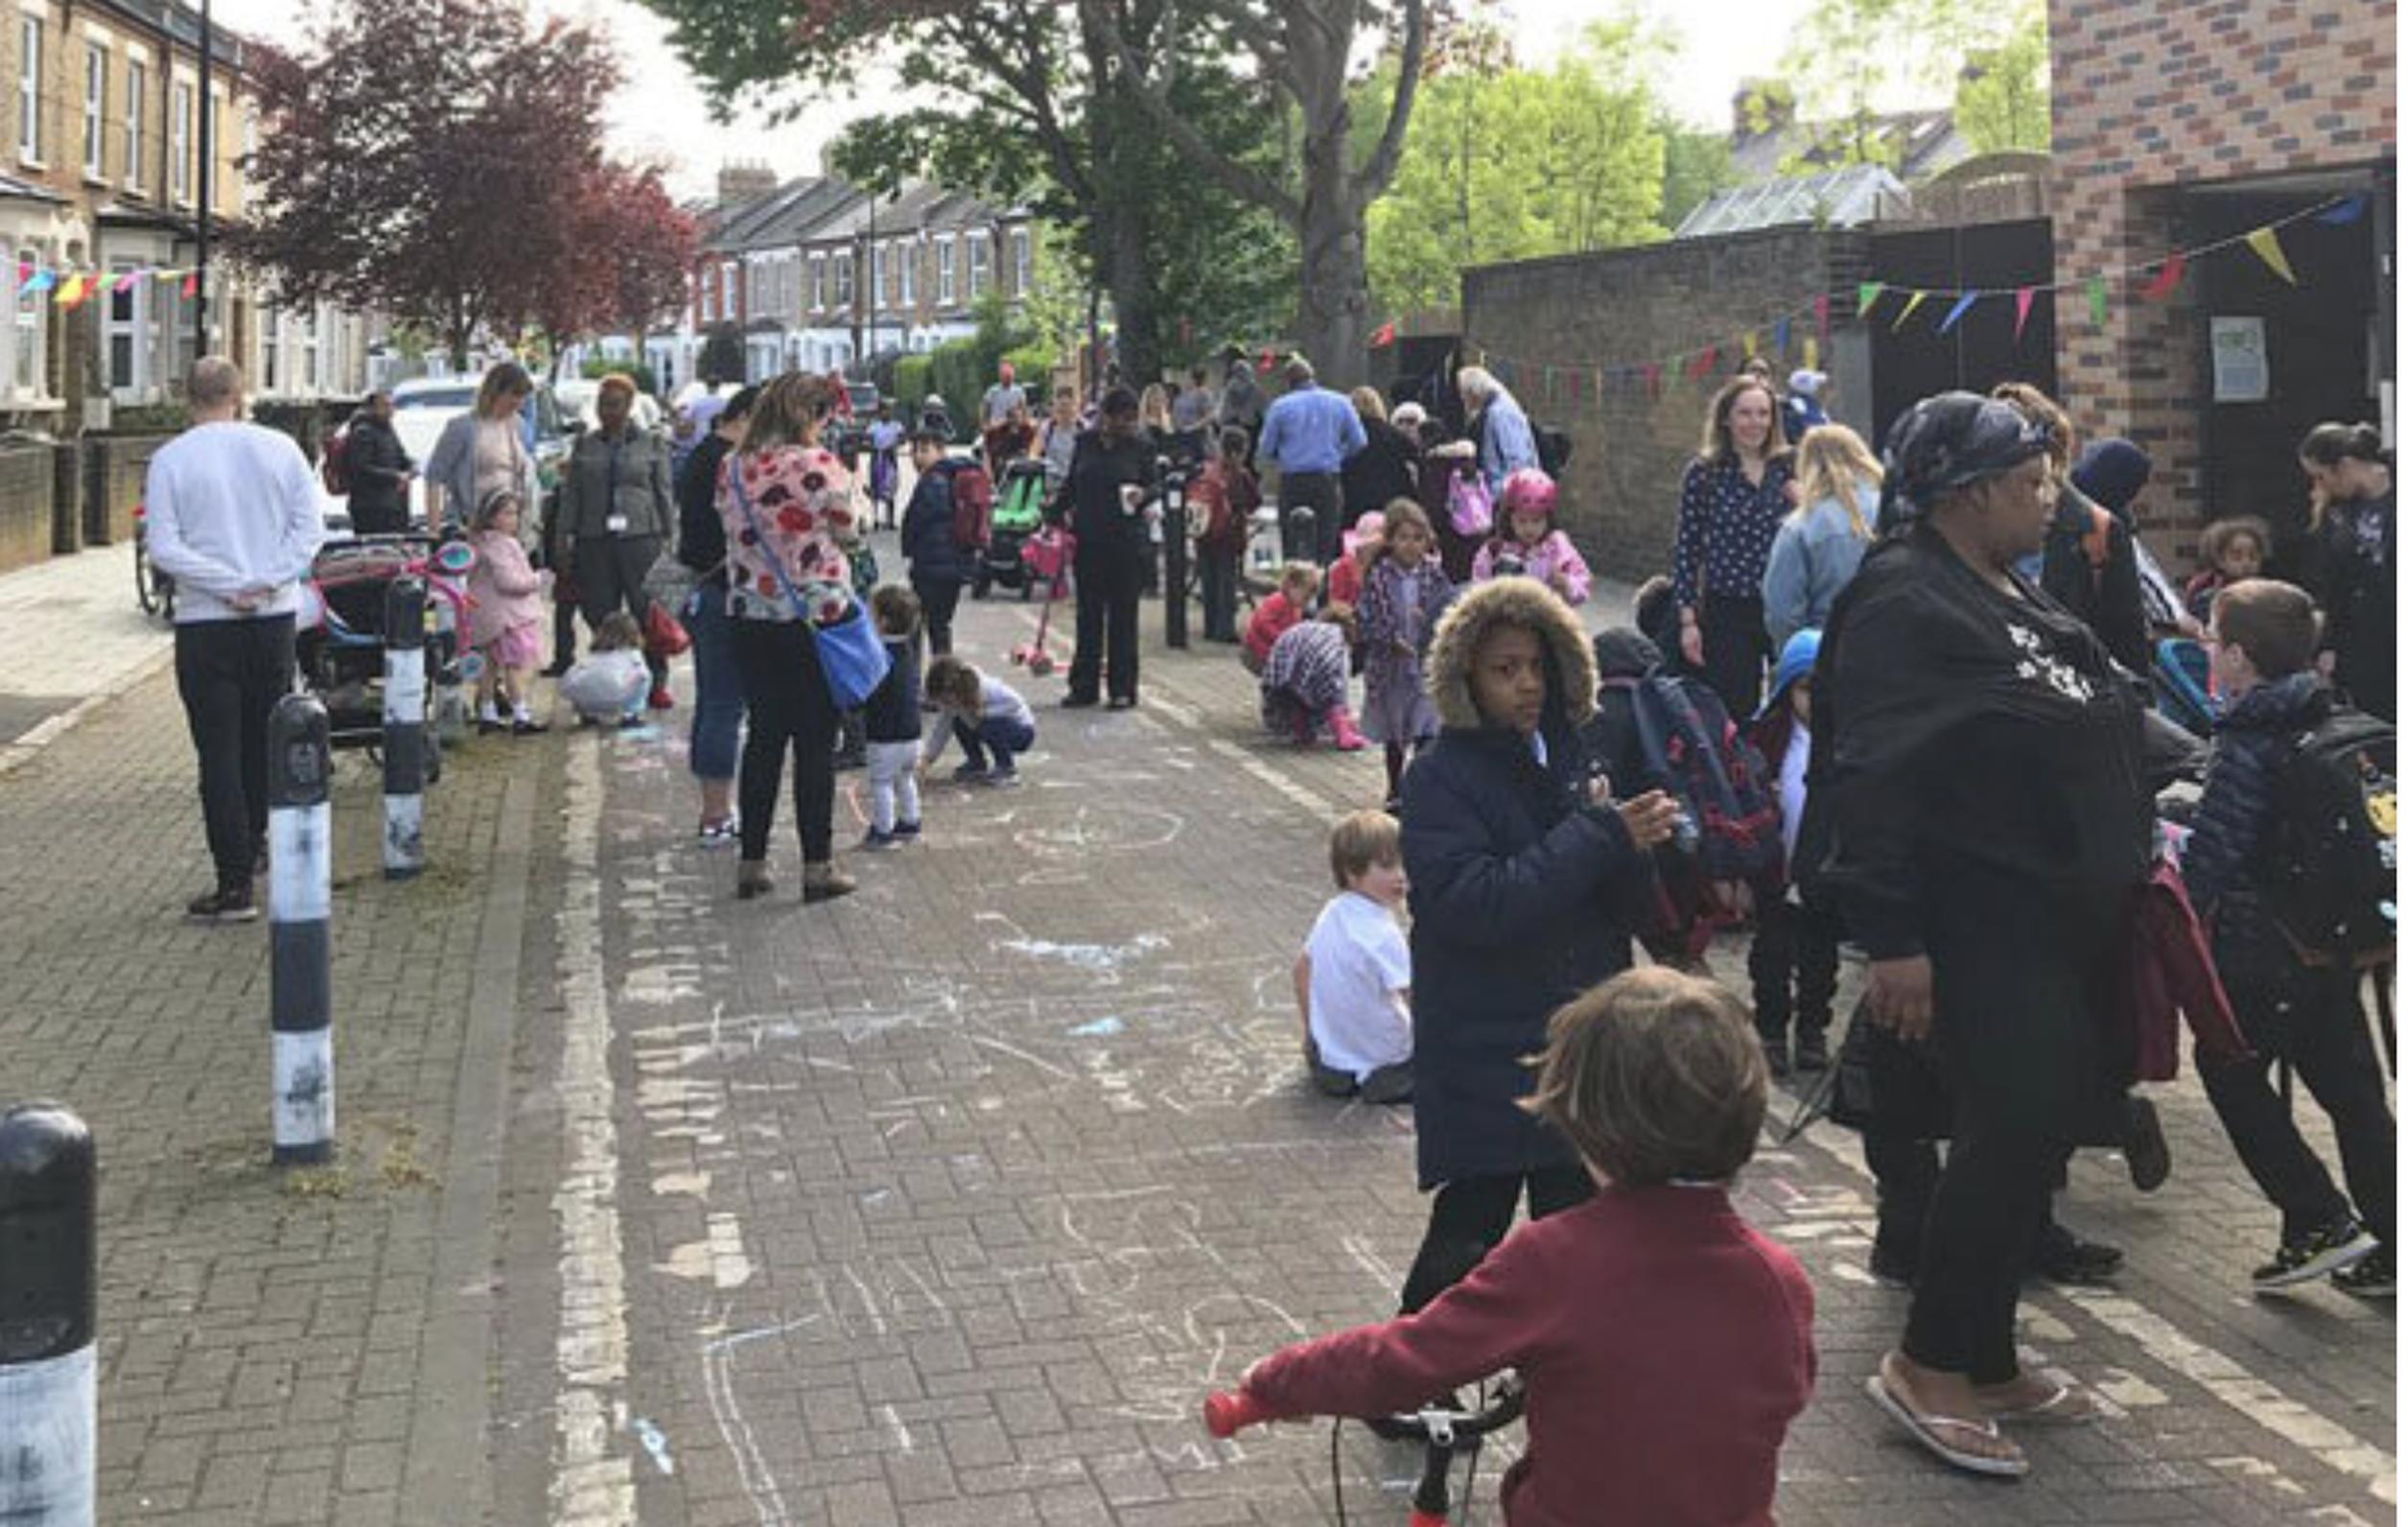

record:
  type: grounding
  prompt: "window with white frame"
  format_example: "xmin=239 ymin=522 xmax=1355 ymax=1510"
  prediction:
xmin=1012 ymin=227 xmax=1033 ymax=294
xmin=105 ymin=261 xmax=141 ymax=395
xmin=300 ymin=307 xmax=318 ymax=393
xmin=13 ymin=246 xmax=42 ymax=394
xmin=808 ymin=255 xmax=825 ymax=312
xmin=19 ymin=17 xmax=43 ymax=165
xmin=899 ymin=241 xmax=916 ymax=308
xmin=170 ymin=81 xmax=192 ymax=203
xmin=833 ymin=252 xmax=853 ymax=308
xmin=82 ymin=45 xmax=105 ymax=179
xmin=259 ymin=307 xmax=278 ymax=393
xmin=937 ymin=237 xmax=956 ymax=305
xmin=968 ymin=233 xmax=991 ymax=299
xmin=123 ymin=59 xmax=144 ymax=191
xmin=871 ymin=243 xmax=886 ymax=312
xmin=719 ymin=260 xmax=736 ymax=315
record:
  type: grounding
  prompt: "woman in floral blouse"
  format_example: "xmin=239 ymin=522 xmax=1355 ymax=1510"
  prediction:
xmin=716 ymin=372 xmax=867 ymax=904
xmin=1672 ymin=375 xmax=1796 ymax=717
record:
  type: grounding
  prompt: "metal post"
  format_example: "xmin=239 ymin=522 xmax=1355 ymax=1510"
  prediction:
xmin=1160 ymin=459 xmax=1188 ymax=649
xmin=0 ymin=1101 xmax=97 ymax=1527
xmin=382 ymin=576 xmax=427 ymax=879
xmin=194 ymin=0 xmax=213 ymax=364
xmin=268 ymin=694 xmax=335 ymax=1166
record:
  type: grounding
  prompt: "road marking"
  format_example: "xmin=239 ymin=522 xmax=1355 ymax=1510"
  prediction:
xmin=550 ymin=739 xmax=636 ymax=1524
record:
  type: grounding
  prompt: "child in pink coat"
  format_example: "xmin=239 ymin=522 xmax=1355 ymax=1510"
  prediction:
xmin=1471 ymin=468 xmax=1592 ymax=605
xmin=466 ymin=488 xmax=548 ymax=734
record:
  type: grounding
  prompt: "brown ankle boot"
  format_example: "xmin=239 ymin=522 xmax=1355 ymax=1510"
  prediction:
xmin=802 ymin=860 xmax=856 ymax=904
xmin=736 ymin=860 xmax=774 ymax=900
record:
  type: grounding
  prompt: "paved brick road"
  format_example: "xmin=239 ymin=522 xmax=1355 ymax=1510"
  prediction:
xmin=2 ymin=546 xmax=2393 ymax=1525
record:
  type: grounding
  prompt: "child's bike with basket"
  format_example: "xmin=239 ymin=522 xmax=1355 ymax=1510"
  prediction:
xmin=1204 ymin=1375 xmax=1526 ymax=1526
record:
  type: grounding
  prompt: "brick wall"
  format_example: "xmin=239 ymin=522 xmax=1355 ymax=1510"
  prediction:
xmin=2048 ymin=0 xmax=2396 ymax=549
xmin=0 ymin=440 xmax=55 ymax=573
xmin=1462 ymin=227 xmax=1848 ymax=584
xmin=82 ymin=432 xmax=170 ymax=545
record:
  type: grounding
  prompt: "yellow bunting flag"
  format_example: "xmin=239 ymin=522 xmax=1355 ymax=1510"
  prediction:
xmin=54 ymin=273 xmax=85 ymax=307
xmin=1742 ymin=330 xmax=1759 ymax=358
xmin=1891 ymin=291 xmax=1929 ymax=331
xmin=1802 ymin=336 xmax=1819 ymax=372
xmin=2245 ymin=226 xmax=2298 ymax=285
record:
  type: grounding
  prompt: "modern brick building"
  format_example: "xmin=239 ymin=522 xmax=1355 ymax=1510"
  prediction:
xmin=2048 ymin=0 xmax=2396 ymax=562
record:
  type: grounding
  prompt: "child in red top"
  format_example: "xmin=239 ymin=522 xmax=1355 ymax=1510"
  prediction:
xmin=1242 ymin=560 xmax=1321 ymax=675
xmin=1192 ymin=426 xmax=1261 ymax=645
xmin=1326 ymin=508 xmax=1383 ymax=612
xmin=1232 ymin=967 xmax=1816 ymax=1527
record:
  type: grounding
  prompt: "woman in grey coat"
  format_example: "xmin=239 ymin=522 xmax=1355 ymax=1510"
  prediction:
xmin=559 ymin=373 xmax=675 ymax=705
xmin=422 ymin=363 xmax=540 ymax=535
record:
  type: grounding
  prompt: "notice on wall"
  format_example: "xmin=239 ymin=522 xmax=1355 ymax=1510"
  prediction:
xmin=2210 ymin=316 xmax=2270 ymax=403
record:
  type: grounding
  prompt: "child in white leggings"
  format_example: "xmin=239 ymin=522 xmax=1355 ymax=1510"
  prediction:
xmin=859 ymin=585 xmax=924 ymax=850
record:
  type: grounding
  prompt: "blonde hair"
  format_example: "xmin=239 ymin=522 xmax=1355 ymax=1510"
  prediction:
xmin=1349 ymin=386 xmax=1388 ymax=424
xmin=1139 ymin=384 xmax=1173 ymax=432
xmin=475 ymin=361 xmax=533 ymax=419
xmin=596 ymin=371 xmax=639 ymax=400
xmin=744 ymin=372 xmax=841 ymax=452
xmin=1522 ymin=968 xmax=1767 ymax=1186
xmin=1328 ymin=809 xmax=1402 ymax=888
xmin=1278 ymin=561 xmax=1321 ymax=599
xmin=1791 ymin=424 xmax=1882 ymax=540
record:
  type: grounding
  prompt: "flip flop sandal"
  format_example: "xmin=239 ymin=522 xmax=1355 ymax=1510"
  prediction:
xmin=1983 ymin=1382 xmax=2100 ymax=1424
xmin=1864 ymin=1374 xmax=2030 ymax=1478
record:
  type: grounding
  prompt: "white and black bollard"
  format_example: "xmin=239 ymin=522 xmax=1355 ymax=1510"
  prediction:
xmin=0 ymin=1101 xmax=97 ymax=1527
xmin=382 ymin=574 xmax=427 ymax=880
xmin=1160 ymin=459 xmax=1189 ymax=650
xmin=269 ymin=693 xmax=336 ymax=1166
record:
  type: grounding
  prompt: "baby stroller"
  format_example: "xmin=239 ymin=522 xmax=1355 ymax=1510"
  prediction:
xmin=975 ymin=458 xmax=1051 ymax=599
xmin=2154 ymin=637 xmax=2215 ymax=738
xmin=297 ymin=533 xmax=473 ymax=757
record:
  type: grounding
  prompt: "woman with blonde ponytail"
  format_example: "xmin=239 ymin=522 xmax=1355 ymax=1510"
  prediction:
xmin=1762 ymin=422 xmax=1882 ymax=649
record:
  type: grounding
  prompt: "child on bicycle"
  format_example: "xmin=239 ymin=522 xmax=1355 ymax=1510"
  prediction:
xmin=1228 ymin=966 xmax=1816 ymax=1527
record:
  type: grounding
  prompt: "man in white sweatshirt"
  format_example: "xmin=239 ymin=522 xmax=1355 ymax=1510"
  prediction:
xmin=145 ymin=357 xmax=326 ymax=921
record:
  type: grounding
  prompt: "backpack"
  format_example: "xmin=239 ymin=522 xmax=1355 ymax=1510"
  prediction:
xmin=947 ymin=462 xmax=994 ymax=551
xmin=321 ymin=427 xmax=353 ymax=496
xmin=1617 ymin=670 xmax=1787 ymax=883
xmin=1536 ymin=426 xmax=1573 ymax=477
xmin=1445 ymin=470 xmax=1493 ymax=539
xmin=2263 ymin=707 xmax=2397 ymax=968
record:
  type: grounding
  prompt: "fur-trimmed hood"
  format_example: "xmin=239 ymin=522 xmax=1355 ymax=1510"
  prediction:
xmin=1425 ymin=576 xmax=1599 ymax=731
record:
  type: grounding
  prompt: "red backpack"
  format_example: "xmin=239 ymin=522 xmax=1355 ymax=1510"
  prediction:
xmin=320 ymin=427 xmax=353 ymax=496
xmin=1610 ymin=670 xmax=1786 ymax=883
xmin=947 ymin=462 xmax=994 ymax=551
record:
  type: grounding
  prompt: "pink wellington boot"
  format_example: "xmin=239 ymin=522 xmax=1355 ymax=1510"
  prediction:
xmin=1325 ymin=706 xmax=1368 ymax=752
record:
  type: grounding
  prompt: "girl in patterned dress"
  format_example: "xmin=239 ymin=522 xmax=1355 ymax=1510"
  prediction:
xmin=1357 ymin=500 xmax=1455 ymax=808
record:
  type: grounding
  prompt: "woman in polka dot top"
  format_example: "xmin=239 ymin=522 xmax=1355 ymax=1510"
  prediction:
xmin=1673 ymin=374 xmax=1796 ymax=717
xmin=714 ymin=372 xmax=868 ymax=904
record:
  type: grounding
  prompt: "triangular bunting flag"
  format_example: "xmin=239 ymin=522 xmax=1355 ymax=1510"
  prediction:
xmin=2013 ymin=287 xmax=2037 ymax=342
xmin=1742 ymin=330 xmax=1758 ymax=359
xmin=2318 ymin=195 xmax=2368 ymax=224
xmin=1802 ymin=336 xmax=1818 ymax=372
xmin=2086 ymin=275 xmax=2108 ymax=327
xmin=111 ymin=270 xmax=140 ymax=294
xmin=1686 ymin=345 xmax=1718 ymax=381
xmin=182 ymin=271 xmax=199 ymax=298
xmin=23 ymin=269 xmax=54 ymax=294
xmin=1890 ymin=291 xmax=1929 ymax=331
xmin=2139 ymin=251 xmax=2186 ymax=301
xmin=1773 ymin=317 xmax=1791 ymax=357
xmin=1641 ymin=363 xmax=1662 ymax=399
xmin=54 ymin=274 xmax=85 ymax=306
xmin=1368 ymin=319 xmax=1397 ymax=348
xmin=1938 ymin=292 xmax=1979 ymax=334
xmin=1857 ymin=281 xmax=1884 ymax=317
xmin=2245 ymin=226 xmax=2298 ymax=285
xmin=1814 ymin=294 xmax=1832 ymax=338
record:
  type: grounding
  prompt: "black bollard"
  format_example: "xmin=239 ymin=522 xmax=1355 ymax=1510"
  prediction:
xmin=0 ymin=1101 xmax=97 ymax=1527
xmin=268 ymin=693 xmax=336 ymax=1165
xmin=382 ymin=575 xmax=426 ymax=880
xmin=1160 ymin=460 xmax=1189 ymax=650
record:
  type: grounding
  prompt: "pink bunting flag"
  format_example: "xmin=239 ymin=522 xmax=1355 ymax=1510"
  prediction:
xmin=1814 ymin=294 xmax=1831 ymax=338
xmin=2013 ymin=287 xmax=2037 ymax=341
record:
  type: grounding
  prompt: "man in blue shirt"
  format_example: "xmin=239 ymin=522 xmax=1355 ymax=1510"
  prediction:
xmin=1258 ymin=356 xmax=1367 ymax=563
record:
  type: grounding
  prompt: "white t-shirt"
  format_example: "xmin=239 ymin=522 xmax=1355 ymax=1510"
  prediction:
xmin=1304 ymin=891 xmax=1413 ymax=1080
xmin=143 ymin=420 xmax=327 ymax=623
xmin=1778 ymin=719 xmax=1812 ymax=865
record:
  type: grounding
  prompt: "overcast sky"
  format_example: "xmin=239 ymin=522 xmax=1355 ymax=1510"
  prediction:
xmin=219 ymin=0 xmax=1815 ymax=200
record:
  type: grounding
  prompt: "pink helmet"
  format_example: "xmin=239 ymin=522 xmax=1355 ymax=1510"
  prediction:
xmin=1500 ymin=467 xmax=1558 ymax=518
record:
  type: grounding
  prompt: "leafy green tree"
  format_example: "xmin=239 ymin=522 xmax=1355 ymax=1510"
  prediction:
xmin=1954 ymin=5 xmax=2050 ymax=154
xmin=1659 ymin=121 xmax=1738 ymax=230
xmin=1756 ymin=0 xmax=2044 ymax=172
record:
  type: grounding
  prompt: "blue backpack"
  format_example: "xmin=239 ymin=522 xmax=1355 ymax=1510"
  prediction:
xmin=1610 ymin=670 xmax=1786 ymax=883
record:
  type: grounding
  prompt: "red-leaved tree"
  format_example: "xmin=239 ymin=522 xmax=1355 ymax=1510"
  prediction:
xmin=234 ymin=0 xmax=624 ymax=368
xmin=531 ymin=162 xmax=699 ymax=372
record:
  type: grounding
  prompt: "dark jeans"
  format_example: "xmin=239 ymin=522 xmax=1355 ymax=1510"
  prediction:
xmin=1749 ymin=891 xmax=1841 ymax=1043
xmin=1902 ymin=1121 xmax=2056 ymax=1384
xmin=1698 ymin=592 xmax=1769 ymax=718
xmin=952 ymin=715 xmax=1036 ymax=772
xmin=912 ymin=576 xmax=964 ymax=657
xmin=1280 ymin=470 xmax=1342 ymax=564
xmin=1069 ymin=547 xmax=1143 ymax=704
xmin=349 ymin=494 xmax=408 ymax=536
xmin=1397 ymin=1165 xmax=1595 ymax=1313
xmin=1864 ymin=1131 xmax=1943 ymax=1269
xmin=550 ymin=598 xmax=579 ymax=670
xmin=576 ymin=533 xmax=667 ymax=689
xmin=2204 ymin=961 xmax=2396 ymax=1245
xmin=1199 ymin=546 xmax=1241 ymax=641
xmin=683 ymin=583 xmax=741 ymax=783
xmin=731 ymin=620 xmax=837 ymax=863
xmin=175 ymin=616 xmax=296 ymax=890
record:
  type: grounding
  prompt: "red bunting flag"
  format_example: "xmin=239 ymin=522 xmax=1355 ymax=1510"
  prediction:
xmin=182 ymin=271 xmax=199 ymax=298
xmin=1641 ymin=363 xmax=1662 ymax=399
xmin=2139 ymin=251 xmax=2186 ymax=301
xmin=1814 ymin=293 xmax=1832 ymax=339
xmin=1685 ymin=345 xmax=1718 ymax=380
xmin=1368 ymin=319 xmax=1397 ymax=348
xmin=2013 ymin=287 xmax=2037 ymax=341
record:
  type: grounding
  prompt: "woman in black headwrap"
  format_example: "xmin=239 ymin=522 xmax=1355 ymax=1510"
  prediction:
xmin=1816 ymin=392 xmax=2152 ymax=1479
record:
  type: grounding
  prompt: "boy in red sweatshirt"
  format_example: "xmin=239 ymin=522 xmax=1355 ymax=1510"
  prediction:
xmin=1230 ymin=967 xmax=1815 ymax=1527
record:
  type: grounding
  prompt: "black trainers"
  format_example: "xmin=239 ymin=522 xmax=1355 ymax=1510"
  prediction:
xmin=2122 ymin=1095 xmax=2171 ymax=1193
xmin=2331 ymin=1243 xmax=2394 ymax=1298
xmin=2252 ymin=1216 xmax=2372 ymax=1293
xmin=1760 ymin=1036 xmax=1791 ymax=1080
xmin=1793 ymin=1029 xmax=1830 ymax=1072
xmin=185 ymin=885 xmax=259 ymax=924
xmin=2031 ymin=1220 xmax=2123 ymax=1285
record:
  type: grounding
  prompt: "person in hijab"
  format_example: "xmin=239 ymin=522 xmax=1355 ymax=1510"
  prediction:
xmin=1821 ymin=392 xmax=2153 ymax=1481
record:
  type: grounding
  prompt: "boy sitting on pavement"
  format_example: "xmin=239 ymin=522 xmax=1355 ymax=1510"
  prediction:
xmin=920 ymin=655 xmax=1038 ymax=786
xmin=1294 ymin=810 xmax=1414 ymax=1101
xmin=2181 ymin=577 xmax=2396 ymax=1297
xmin=1228 ymin=967 xmax=1816 ymax=1526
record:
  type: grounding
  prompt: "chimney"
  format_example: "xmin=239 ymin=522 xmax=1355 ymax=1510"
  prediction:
xmin=716 ymin=162 xmax=777 ymax=207
xmin=1733 ymin=78 xmax=1796 ymax=142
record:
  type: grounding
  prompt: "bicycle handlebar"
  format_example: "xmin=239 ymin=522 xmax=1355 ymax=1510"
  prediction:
xmin=1204 ymin=1378 xmax=1526 ymax=1443
xmin=1204 ymin=1389 xmax=1274 ymax=1439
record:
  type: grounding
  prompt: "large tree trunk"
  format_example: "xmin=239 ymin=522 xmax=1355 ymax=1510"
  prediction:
xmin=1103 ymin=202 xmax=1163 ymax=391
xmin=1293 ymin=90 xmax=1370 ymax=389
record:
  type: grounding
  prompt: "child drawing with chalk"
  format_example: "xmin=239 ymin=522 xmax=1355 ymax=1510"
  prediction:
xmin=1294 ymin=810 xmax=1414 ymax=1102
xmin=558 ymin=611 xmax=651 ymax=728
